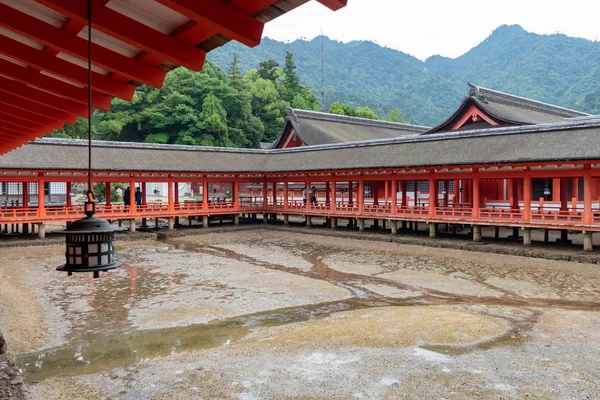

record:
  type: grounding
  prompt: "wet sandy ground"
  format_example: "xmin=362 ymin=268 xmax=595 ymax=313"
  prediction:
xmin=0 ymin=229 xmax=599 ymax=399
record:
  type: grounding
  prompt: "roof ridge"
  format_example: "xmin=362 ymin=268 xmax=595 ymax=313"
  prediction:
xmin=467 ymin=83 xmax=589 ymax=117
xmin=270 ymin=115 xmax=600 ymax=153
xmin=35 ymin=138 xmax=267 ymax=154
xmin=33 ymin=116 xmax=600 ymax=155
xmin=289 ymin=108 xmax=430 ymax=131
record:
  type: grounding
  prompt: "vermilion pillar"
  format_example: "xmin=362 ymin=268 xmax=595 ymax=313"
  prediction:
xmin=428 ymin=177 xmax=436 ymax=216
xmin=174 ymin=180 xmax=179 ymax=206
xmin=523 ymin=174 xmax=532 ymax=221
xmin=348 ymin=180 xmax=353 ymax=205
xmin=400 ymin=180 xmax=407 ymax=208
xmin=473 ymin=176 xmax=480 ymax=218
xmin=105 ymin=182 xmax=111 ymax=206
xmin=511 ymin=179 xmax=519 ymax=210
xmin=129 ymin=179 xmax=136 ymax=213
xmin=325 ymin=181 xmax=330 ymax=206
xmin=560 ymin=178 xmax=568 ymax=211
xmin=202 ymin=180 xmax=208 ymax=211
xmin=391 ymin=178 xmax=397 ymax=214
xmin=37 ymin=173 xmax=45 ymax=217
xmin=583 ymin=169 xmax=592 ymax=224
xmin=331 ymin=181 xmax=337 ymax=211
xmin=384 ymin=180 xmax=389 ymax=206
xmin=141 ymin=182 xmax=147 ymax=206
xmin=283 ymin=181 xmax=288 ymax=209
xmin=22 ymin=181 xmax=28 ymax=208
xmin=413 ymin=180 xmax=418 ymax=207
xmin=263 ymin=181 xmax=268 ymax=208
xmin=66 ymin=182 xmax=71 ymax=208
xmin=358 ymin=179 xmax=364 ymax=213
xmin=167 ymin=178 xmax=174 ymax=212
xmin=233 ymin=180 xmax=239 ymax=210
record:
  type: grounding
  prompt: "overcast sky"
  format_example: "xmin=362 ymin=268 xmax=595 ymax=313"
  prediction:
xmin=263 ymin=0 xmax=600 ymax=61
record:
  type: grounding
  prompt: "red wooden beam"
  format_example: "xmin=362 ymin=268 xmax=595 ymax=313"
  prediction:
xmin=0 ymin=76 xmax=86 ymax=118
xmin=0 ymin=92 xmax=77 ymax=124
xmin=0 ymin=4 xmax=166 ymax=87
xmin=0 ymin=113 xmax=52 ymax=131
xmin=35 ymin=0 xmax=207 ymax=71
xmin=0 ymin=35 xmax=134 ymax=101
xmin=317 ymin=0 xmax=348 ymax=11
xmin=0 ymin=104 xmax=64 ymax=130
xmin=0 ymin=119 xmax=36 ymax=133
xmin=155 ymin=0 xmax=264 ymax=47
xmin=165 ymin=0 xmax=278 ymax=48
xmin=0 ymin=57 xmax=112 ymax=110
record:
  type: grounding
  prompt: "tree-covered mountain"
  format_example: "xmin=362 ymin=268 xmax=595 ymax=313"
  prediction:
xmin=208 ymin=25 xmax=600 ymax=125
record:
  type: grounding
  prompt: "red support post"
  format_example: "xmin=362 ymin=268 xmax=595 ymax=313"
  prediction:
xmin=331 ymin=180 xmax=337 ymax=212
xmin=560 ymin=178 xmax=568 ymax=211
xmin=391 ymin=177 xmax=397 ymax=215
xmin=167 ymin=178 xmax=174 ymax=213
xmin=233 ymin=180 xmax=239 ymax=210
xmin=22 ymin=181 xmax=28 ymax=208
xmin=283 ymin=181 xmax=289 ymax=210
xmin=358 ymin=178 xmax=364 ymax=213
xmin=105 ymin=182 xmax=110 ymax=206
xmin=129 ymin=179 xmax=136 ymax=213
xmin=401 ymin=180 xmax=407 ymax=209
xmin=263 ymin=181 xmax=268 ymax=209
xmin=141 ymin=182 xmax=147 ymax=206
xmin=37 ymin=174 xmax=45 ymax=217
xmin=202 ymin=180 xmax=208 ymax=211
xmin=428 ymin=177 xmax=436 ymax=216
xmin=473 ymin=175 xmax=480 ymax=218
xmin=348 ymin=180 xmax=354 ymax=205
xmin=66 ymin=182 xmax=71 ymax=208
xmin=523 ymin=173 xmax=531 ymax=221
xmin=583 ymin=167 xmax=592 ymax=224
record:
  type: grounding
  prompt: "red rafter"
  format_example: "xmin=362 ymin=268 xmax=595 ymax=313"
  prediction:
xmin=0 ymin=104 xmax=64 ymax=130
xmin=0 ymin=113 xmax=51 ymax=131
xmin=156 ymin=0 xmax=264 ymax=47
xmin=0 ymin=57 xmax=112 ymax=110
xmin=0 ymin=3 xmax=166 ymax=87
xmin=0 ymin=75 xmax=87 ymax=116
xmin=317 ymin=0 xmax=348 ymax=11
xmin=35 ymin=0 xmax=206 ymax=71
xmin=0 ymin=35 xmax=134 ymax=101
xmin=0 ymin=92 xmax=77 ymax=124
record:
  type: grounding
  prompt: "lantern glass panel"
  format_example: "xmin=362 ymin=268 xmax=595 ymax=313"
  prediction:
xmin=89 ymin=243 xmax=98 ymax=254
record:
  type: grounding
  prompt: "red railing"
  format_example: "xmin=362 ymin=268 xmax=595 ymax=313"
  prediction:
xmin=479 ymin=208 xmax=523 ymax=222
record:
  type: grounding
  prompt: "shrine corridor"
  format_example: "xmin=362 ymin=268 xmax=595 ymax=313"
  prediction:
xmin=1 ymin=229 xmax=598 ymax=399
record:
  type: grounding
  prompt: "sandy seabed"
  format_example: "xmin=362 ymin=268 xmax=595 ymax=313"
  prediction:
xmin=0 ymin=229 xmax=599 ymax=399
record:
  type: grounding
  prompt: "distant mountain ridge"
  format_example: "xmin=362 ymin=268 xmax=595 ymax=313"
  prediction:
xmin=207 ymin=25 xmax=600 ymax=126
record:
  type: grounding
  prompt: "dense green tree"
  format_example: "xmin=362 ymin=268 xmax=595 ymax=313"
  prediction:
xmin=355 ymin=106 xmax=379 ymax=120
xmin=384 ymin=109 xmax=409 ymax=123
xmin=257 ymin=59 xmax=280 ymax=81
xmin=227 ymin=52 xmax=245 ymax=91
xmin=281 ymin=52 xmax=300 ymax=103
xmin=328 ymin=102 xmax=355 ymax=116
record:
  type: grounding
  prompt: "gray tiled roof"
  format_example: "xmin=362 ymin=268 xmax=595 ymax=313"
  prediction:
xmin=2 ymin=117 xmax=600 ymax=173
xmin=271 ymin=109 xmax=430 ymax=148
xmin=427 ymin=83 xmax=590 ymax=133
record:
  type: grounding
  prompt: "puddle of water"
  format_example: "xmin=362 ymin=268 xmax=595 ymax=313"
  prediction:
xmin=18 ymin=322 xmax=248 ymax=384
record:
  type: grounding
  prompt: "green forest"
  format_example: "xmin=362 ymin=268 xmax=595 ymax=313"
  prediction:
xmin=52 ymin=53 xmax=320 ymax=147
xmin=52 ymin=52 xmax=401 ymax=147
xmin=209 ymin=25 xmax=600 ymax=125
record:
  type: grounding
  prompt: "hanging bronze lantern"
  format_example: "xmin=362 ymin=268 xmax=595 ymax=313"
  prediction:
xmin=57 ymin=191 xmax=122 ymax=278
xmin=57 ymin=0 xmax=122 ymax=278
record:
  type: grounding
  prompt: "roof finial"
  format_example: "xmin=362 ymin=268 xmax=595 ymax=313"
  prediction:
xmin=468 ymin=82 xmax=488 ymax=104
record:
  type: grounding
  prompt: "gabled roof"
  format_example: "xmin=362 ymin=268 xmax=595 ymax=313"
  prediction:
xmin=426 ymin=83 xmax=590 ymax=134
xmin=271 ymin=109 xmax=430 ymax=148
